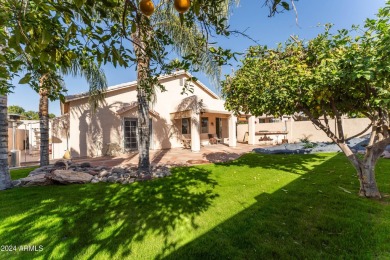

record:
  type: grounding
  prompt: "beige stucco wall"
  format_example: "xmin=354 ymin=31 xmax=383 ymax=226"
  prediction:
xmin=7 ymin=128 xmax=28 ymax=151
xmin=67 ymin=73 xmax=228 ymax=157
xmin=51 ymin=116 xmax=69 ymax=159
xmin=237 ymin=118 xmax=372 ymax=144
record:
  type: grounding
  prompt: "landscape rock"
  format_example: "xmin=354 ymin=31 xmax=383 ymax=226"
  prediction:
xmin=129 ymin=171 xmax=138 ymax=178
xmin=11 ymin=180 xmax=21 ymax=187
xmin=138 ymin=174 xmax=152 ymax=181
xmin=20 ymin=173 xmax=54 ymax=187
xmin=47 ymin=170 xmax=93 ymax=184
xmin=107 ymin=176 xmax=117 ymax=183
xmin=88 ymin=170 xmax=99 ymax=176
xmin=54 ymin=160 xmax=68 ymax=169
xmin=14 ymin=159 xmax=173 ymax=189
xmin=95 ymin=166 xmax=106 ymax=171
xmin=80 ymin=162 xmax=92 ymax=168
xmin=99 ymin=170 xmax=109 ymax=177
xmin=111 ymin=167 xmax=126 ymax=174
xmin=28 ymin=168 xmax=44 ymax=177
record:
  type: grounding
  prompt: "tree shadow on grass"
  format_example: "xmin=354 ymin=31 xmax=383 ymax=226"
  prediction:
xmin=0 ymin=167 xmax=218 ymax=259
xmin=165 ymin=153 xmax=390 ymax=259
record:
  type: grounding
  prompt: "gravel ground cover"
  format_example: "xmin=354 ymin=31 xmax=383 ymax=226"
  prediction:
xmin=253 ymin=135 xmax=384 ymax=154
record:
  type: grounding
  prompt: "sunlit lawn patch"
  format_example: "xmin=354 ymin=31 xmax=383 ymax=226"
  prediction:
xmin=10 ymin=167 xmax=38 ymax=180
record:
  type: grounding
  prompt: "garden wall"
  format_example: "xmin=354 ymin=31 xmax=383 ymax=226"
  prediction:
xmin=237 ymin=118 xmax=371 ymax=144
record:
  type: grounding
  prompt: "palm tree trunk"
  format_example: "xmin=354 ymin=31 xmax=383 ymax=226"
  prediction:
xmin=137 ymin=86 xmax=150 ymax=173
xmin=39 ymin=76 xmax=50 ymax=166
xmin=0 ymin=95 xmax=11 ymax=190
xmin=132 ymin=18 xmax=151 ymax=175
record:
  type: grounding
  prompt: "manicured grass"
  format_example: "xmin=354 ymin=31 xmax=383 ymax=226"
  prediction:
xmin=1 ymin=153 xmax=389 ymax=259
xmin=10 ymin=167 xmax=38 ymax=180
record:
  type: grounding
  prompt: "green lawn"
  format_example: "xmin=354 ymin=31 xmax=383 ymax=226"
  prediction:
xmin=1 ymin=153 xmax=389 ymax=259
xmin=10 ymin=167 xmax=38 ymax=180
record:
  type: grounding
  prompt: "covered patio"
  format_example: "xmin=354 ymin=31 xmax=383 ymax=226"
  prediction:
xmin=170 ymin=95 xmax=238 ymax=152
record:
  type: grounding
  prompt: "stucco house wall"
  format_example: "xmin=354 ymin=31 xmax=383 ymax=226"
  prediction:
xmin=64 ymin=71 xmax=233 ymax=158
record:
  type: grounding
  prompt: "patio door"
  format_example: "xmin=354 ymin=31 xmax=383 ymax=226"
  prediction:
xmin=124 ymin=118 xmax=138 ymax=150
xmin=124 ymin=118 xmax=153 ymax=151
xmin=216 ymin=117 xmax=222 ymax=138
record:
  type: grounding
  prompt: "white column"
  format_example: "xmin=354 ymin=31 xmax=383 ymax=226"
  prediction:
xmin=191 ymin=113 xmax=201 ymax=152
xmin=248 ymin=116 xmax=256 ymax=145
xmin=228 ymin=115 xmax=237 ymax=147
xmin=29 ymin=124 xmax=32 ymax=155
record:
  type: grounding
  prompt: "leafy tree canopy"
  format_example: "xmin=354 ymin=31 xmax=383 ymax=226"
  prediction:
xmin=223 ymin=2 xmax=390 ymax=198
xmin=7 ymin=105 xmax=55 ymax=119
xmin=7 ymin=105 xmax=25 ymax=115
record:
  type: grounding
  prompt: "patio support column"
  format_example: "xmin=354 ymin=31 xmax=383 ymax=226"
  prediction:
xmin=228 ymin=115 xmax=237 ymax=147
xmin=191 ymin=113 xmax=200 ymax=152
xmin=248 ymin=116 xmax=256 ymax=145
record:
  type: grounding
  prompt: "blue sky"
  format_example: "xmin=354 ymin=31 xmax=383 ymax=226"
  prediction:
xmin=8 ymin=0 xmax=387 ymax=115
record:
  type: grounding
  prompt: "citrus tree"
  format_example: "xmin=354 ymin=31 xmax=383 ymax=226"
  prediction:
xmin=223 ymin=3 xmax=390 ymax=198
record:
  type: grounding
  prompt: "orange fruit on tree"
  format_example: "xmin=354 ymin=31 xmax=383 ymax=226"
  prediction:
xmin=140 ymin=0 xmax=155 ymax=16
xmin=174 ymin=0 xmax=191 ymax=13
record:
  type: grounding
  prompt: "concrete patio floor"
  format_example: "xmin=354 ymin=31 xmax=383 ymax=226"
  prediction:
xmin=71 ymin=142 xmax=267 ymax=168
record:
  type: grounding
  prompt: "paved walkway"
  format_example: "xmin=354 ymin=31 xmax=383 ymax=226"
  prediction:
xmin=71 ymin=143 xmax=266 ymax=168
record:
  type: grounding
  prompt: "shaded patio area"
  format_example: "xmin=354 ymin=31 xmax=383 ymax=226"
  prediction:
xmin=72 ymin=143 xmax=267 ymax=168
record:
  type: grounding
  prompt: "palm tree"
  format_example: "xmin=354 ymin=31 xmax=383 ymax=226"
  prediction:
xmin=0 ymin=95 xmax=11 ymax=190
xmin=38 ymin=60 xmax=107 ymax=166
xmin=129 ymin=1 xmax=235 ymax=174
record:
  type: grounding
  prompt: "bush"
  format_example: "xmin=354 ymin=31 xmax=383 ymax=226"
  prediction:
xmin=303 ymin=142 xmax=318 ymax=149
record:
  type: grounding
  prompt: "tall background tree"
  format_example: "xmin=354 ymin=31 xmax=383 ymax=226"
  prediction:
xmin=0 ymin=95 xmax=11 ymax=190
xmin=223 ymin=3 xmax=390 ymax=198
xmin=3 ymin=0 xmax=108 ymax=166
xmin=7 ymin=105 xmax=55 ymax=119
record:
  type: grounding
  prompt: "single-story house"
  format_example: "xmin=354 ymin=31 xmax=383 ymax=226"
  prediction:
xmin=58 ymin=71 xmax=240 ymax=158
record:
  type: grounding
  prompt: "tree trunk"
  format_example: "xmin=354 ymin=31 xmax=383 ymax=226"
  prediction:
xmin=356 ymin=161 xmax=381 ymax=198
xmin=39 ymin=81 xmax=50 ymax=166
xmin=0 ymin=95 xmax=11 ymax=190
xmin=132 ymin=18 xmax=151 ymax=175
xmin=137 ymin=90 xmax=150 ymax=173
xmin=338 ymin=142 xmax=382 ymax=198
xmin=308 ymin=113 xmax=386 ymax=199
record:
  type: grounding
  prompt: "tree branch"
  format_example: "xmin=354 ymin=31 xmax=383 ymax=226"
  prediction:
xmin=345 ymin=122 xmax=373 ymax=141
xmin=366 ymin=137 xmax=390 ymax=149
xmin=330 ymin=98 xmax=344 ymax=141
xmin=367 ymin=113 xmax=378 ymax=147
xmin=302 ymin=107 xmax=339 ymax=142
xmin=291 ymin=0 xmax=299 ymax=26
